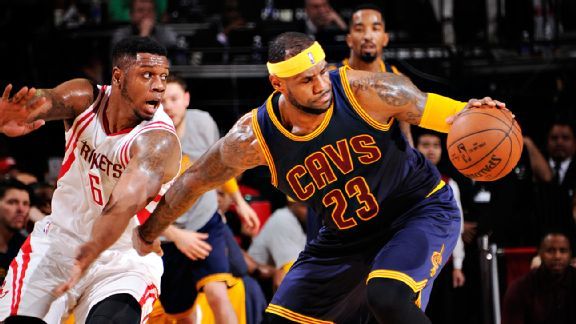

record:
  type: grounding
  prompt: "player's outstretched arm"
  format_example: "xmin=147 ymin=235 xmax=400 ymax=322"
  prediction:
xmin=135 ymin=113 xmax=267 ymax=254
xmin=54 ymin=129 xmax=180 ymax=295
xmin=0 ymin=79 xmax=95 ymax=136
xmin=346 ymin=70 xmax=505 ymax=133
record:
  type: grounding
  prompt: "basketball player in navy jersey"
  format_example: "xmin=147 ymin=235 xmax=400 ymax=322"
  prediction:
xmin=134 ymin=32 xmax=506 ymax=323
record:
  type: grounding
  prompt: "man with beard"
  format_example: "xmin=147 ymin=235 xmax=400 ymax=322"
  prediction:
xmin=502 ymin=232 xmax=576 ymax=324
xmin=342 ymin=4 xmax=413 ymax=146
xmin=134 ymin=32 xmax=507 ymax=323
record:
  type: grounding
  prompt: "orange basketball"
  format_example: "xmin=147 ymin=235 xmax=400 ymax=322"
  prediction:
xmin=447 ymin=106 xmax=523 ymax=181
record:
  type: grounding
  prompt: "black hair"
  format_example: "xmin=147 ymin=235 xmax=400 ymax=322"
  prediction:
xmin=167 ymin=74 xmax=188 ymax=91
xmin=349 ymin=3 xmax=385 ymax=28
xmin=539 ymin=231 xmax=572 ymax=250
xmin=547 ymin=120 xmax=576 ymax=137
xmin=0 ymin=178 xmax=30 ymax=200
xmin=268 ymin=32 xmax=315 ymax=63
xmin=415 ymin=130 xmax=442 ymax=146
xmin=111 ymin=36 xmax=167 ymax=68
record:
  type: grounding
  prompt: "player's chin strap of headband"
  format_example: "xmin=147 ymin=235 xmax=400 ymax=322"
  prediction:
xmin=267 ymin=42 xmax=326 ymax=78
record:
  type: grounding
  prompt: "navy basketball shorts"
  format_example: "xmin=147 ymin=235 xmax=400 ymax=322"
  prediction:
xmin=159 ymin=213 xmax=234 ymax=315
xmin=266 ymin=185 xmax=461 ymax=323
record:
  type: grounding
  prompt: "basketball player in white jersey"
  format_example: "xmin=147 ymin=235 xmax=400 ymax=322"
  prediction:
xmin=0 ymin=36 xmax=180 ymax=324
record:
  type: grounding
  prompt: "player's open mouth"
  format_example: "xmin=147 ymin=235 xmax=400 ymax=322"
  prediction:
xmin=145 ymin=100 xmax=160 ymax=109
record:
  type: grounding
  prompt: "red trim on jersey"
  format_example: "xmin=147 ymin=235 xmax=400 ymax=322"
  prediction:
xmin=135 ymin=194 xmax=162 ymax=223
xmin=120 ymin=122 xmax=176 ymax=167
xmin=138 ymin=284 xmax=158 ymax=321
xmin=58 ymin=114 xmax=97 ymax=180
xmin=10 ymin=237 xmax=32 ymax=315
xmin=64 ymin=85 xmax=106 ymax=152
xmin=9 ymin=256 xmax=18 ymax=315
xmin=108 ymin=127 xmax=134 ymax=137
xmin=136 ymin=208 xmax=151 ymax=224
xmin=139 ymin=284 xmax=158 ymax=305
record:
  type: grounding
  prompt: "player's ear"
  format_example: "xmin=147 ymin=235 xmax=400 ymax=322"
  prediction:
xmin=346 ymin=33 xmax=353 ymax=48
xmin=382 ymin=32 xmax=389 ymax=47
xmin=112 ymin=67 xmax=122 ymax=87
xmin=269 ymin=75 xmax=283 ymax=91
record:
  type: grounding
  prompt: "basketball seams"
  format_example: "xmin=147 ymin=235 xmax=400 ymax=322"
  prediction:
xmin=489 ymin=137 xmax=514 ymax=180
xmin=448 ymin=110 xmax=523 ymax=180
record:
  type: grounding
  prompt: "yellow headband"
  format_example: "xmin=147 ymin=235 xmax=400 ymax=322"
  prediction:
xmin=267 ymin=42 xmax=326 ymax=78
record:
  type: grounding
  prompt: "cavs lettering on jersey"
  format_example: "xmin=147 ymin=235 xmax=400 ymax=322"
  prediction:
xmin=52 ymin=85 xmax=180 ymax=249
xmin=253 ymin=67 xmax=441 ymax=243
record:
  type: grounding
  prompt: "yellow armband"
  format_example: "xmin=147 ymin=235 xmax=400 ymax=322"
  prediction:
xmin=418 ymin=93 xmax=467 ymax=133
xmin=222 ymin=178 xmax=240 ymax=194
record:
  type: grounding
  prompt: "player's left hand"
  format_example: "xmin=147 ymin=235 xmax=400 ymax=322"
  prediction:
xmin=0 ymin=84 xmax=46 ymax=137
xmin=235 ymin=199 xmax=260 ymax=235
xmin=446 ymin=97 xmax=508 ymax=125
xmin=53 ymin=242 xmax=99 ymax=296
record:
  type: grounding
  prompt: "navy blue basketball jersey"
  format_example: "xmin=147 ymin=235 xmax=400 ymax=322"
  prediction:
xmin=252 ymin=67 xmax=442 ymax=244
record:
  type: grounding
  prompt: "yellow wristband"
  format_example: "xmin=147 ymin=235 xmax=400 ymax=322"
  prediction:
xmin=418 ymin=93 xmax=467 ymax=133
xmin=222 ymin=178 xmax=240 ymax=194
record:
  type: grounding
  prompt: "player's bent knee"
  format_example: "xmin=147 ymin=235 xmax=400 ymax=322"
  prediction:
xmin=4 ymin=315 xmax=47 ymax=324
xmin=85 ymin=293 xmax=141 ymax=324
xmin=366 ymin=278 xmax=416 ymax=313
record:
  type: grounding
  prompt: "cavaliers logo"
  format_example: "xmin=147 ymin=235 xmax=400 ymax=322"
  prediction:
xmin=429 ymin=244 xmax=445 ymax=277
xmin=307 ymin=52 xmax=315 ymax=64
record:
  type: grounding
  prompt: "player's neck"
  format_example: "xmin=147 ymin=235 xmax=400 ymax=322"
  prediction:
xmin=348 ymin=56 xmax=384 ymax=73
xmin=107 ymin=94 xmax=141 ymax=133
xmin=278 ymin=95 xmax=327 ymax=136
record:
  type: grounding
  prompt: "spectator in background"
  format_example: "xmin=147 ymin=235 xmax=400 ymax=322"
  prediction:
xmin=155 ymin=75 xmax=259 ymax=324
xmin=0 ymin=178 xmax=30 ymax=283
xmin=248 ymin=196 xmax=307 ymax=290
xmin=111 ymin=0 xmax=178 ymax=58
xmin=502 ymin=232 xmax=576 ymax=324
xmin=342 ymin=3 xmax=413 ymax=146
xmin=416 ymin=132 xmax=466 ymax=324
xmin=537 ymin=121 xmax=576 ymax=245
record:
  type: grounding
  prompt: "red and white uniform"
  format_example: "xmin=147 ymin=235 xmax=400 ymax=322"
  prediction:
xmin=0 ymin=85 xmax=180 ymax=323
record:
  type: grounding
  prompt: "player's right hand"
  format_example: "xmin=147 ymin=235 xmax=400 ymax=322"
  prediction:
xmin=132 ymin=226 xmax=164 ymax=257
xmin=172 ymin=227 xmax=212 ymax=260
xmin=0 ymin=84 xmax=46 ymax=137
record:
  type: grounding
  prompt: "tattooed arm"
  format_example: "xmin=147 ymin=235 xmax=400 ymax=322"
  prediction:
xmin=54 ymin=129 xmax=180 ymax=294
xmin=0 ymin=79 xmax=95 ymax=136
xmin=346 ymin=70 xmax=505 ymax=132
xmin=346 ymin=69 xmax=428 ymax=126
xmin=136 ymin=112 xmax=267 ymax=250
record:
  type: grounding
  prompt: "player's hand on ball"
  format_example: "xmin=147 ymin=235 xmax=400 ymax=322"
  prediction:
xmin=447 ymin=97 xmax=509 ymax=125
xmin=132 ymin=226 xmax=163 ymax=256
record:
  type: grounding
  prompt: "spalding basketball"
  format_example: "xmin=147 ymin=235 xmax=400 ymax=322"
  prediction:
xmin=447 ymin=106 xmax=523 ymax=181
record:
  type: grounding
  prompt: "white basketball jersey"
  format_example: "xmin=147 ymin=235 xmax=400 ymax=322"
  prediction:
xmin=49 ymin=85 xmax=180 ymax=250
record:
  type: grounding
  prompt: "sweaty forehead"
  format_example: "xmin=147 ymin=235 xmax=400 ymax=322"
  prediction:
xmin=135 ymin=53 xmax=169 ymax=69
